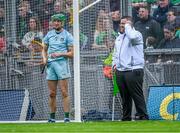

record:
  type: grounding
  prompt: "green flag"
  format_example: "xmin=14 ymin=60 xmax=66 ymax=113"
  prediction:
xmin=104 ymin=52 xmax=113 ymax=66
xmin=113 ymin=72 xmax=119 ymax=96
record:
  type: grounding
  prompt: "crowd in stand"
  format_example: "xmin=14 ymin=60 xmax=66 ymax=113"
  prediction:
xmin=0 ymin=0 xmax=73 ymax=53
xmin=0 ymin=3 xmax=4 ymax=52
xmin=132 ymin=0 xmax=180 ymax=49
xmin=0 ymin=0 xmax=179 ymax=53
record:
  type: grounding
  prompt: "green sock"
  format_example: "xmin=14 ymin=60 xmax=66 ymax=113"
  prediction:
xmin=64 ymin=112 xmax=69 ymax=118
xmin=50 ymin=113 xmax=55 ymax=119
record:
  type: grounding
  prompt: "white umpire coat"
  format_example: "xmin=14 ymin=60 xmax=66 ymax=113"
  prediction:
xmin=112 ymin=24 xmax=144 ymax=71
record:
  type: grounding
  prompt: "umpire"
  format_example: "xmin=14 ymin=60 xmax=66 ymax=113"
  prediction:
xmin=112 ymin=16 xmax=149 ymax=121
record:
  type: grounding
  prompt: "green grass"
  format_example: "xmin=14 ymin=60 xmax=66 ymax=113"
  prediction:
xmin=0 ymin=121 xmax=180 ymax=133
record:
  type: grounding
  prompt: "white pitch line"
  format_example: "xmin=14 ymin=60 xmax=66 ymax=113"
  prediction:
xmin=0 ymin=120 xmax=75 ymax=123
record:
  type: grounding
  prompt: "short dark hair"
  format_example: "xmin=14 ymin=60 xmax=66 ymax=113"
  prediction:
xmin=168 ymin=8 xmax=178 ymax=16
xmin=121 ymin=16 xmax=134 ymax=24
xmin=139 ymin=6 xmax=150 ymax=13
xmin=121 ymin=16 xmax=132 ymax=21
xmin=163 ymin=24 xmax=175 ymax=32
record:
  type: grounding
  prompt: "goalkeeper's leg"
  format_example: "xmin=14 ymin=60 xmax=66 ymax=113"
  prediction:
xmin=48 ymin=80 xmax=58 ymax=122
xmin=58 ymin=79 xmax=70 ymax=123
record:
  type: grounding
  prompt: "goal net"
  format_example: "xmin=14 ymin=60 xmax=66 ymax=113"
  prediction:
xmin=78 ymin=0 xmax=122 ymax=121
xmin=0 ymin=0 xmax=122 ymax=122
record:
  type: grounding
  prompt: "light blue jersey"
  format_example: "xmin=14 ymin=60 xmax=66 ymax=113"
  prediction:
xmin=43 ymin=29 xmax=73 ymax=62
xmin=43 ymin=29 xmax=73 ymax=80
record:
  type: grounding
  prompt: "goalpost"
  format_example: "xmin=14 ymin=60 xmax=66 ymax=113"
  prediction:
xmin=73 ymin=0 xmax=81 ymax=122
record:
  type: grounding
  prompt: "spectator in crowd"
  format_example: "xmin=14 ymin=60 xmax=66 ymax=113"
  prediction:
xmin=110 ymin=0 xmax=120 ymax=12
xmin=79 ymin=0 xmax=109 ymax=48
xmin=148 ymin=0 xmax=158 ymax=16
xmin=134 ymin=6 xmax=163 ymax=49
xmin=22 ymin=16 xmax=43 ymax=50
xmin=18 ymin=1 xmax=38 ymax=17
xmin=48 ymin=20 xmax=54 ymax=31
xmin=0 ymin=7 xmax=5 ymax=53
xmin=53 ymin=1 xmax=65 ymax=18
xmin=79 ymin=32 xmax=88 ymax=50
xmin=65 ymin=0 xmax=73 ymax=12
xmin=153 ymin=0 xmax=173 ymax=27
xmin=65 ymin=0 xmax=73 ymax=31
xmin=53 ymin=1 xmax=70 ymax=31
xmin=19 ymin=1 xmax=33 ymax=15
xmin=111 ymin=10 xmax=121 ymax=32
xmin=28 ymin=0 xmax=43 ymax=15
xmin=17 ymin=2 xmax=33 ymax=42
xmin=39 ymin=0 xmax=54 ymax=32
xmin=156 ymin=24 xmax=180 ymax=48
xmin=112 ymin=16 xmax=149 ymax=121
xmin=92 ymin=10 xmax=116 ymax=50
xmin=145 ymin=36 xmax=157 ymax=48
xmin=42 ymin=14 xmax=73 ymax=123
xmin=21 ymin=16 xmax=44 ymax=65
xmin=132 ymin=0 xmax=141 ymax=24
xmin=0 ymin=37 xmax=5 ymax=53
xmin=132 ymin=0 xmax=148 ymax=24
xmin=43 ymin=24 xmax=52 ymax=36
xmin=166 ymin=9 xmax=180 ymax=38
xmin=0 ymin=7 xmax=4 ymax=36
xmin=166 ymin=9 xmax=177 ymax=25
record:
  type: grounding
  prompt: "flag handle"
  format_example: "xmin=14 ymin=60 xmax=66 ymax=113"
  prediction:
xmin=112 ymin=96 xmax=115 ymax=121
xmin=112 ymin=72 xmax=119 ymax=121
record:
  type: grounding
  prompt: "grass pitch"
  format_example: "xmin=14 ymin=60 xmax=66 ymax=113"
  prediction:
xmin=0 ymin=121 xmax=180 ymax=133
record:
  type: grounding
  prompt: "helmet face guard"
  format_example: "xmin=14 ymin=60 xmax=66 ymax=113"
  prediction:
xmin=51 ymin=14 xmax=66 ymax=22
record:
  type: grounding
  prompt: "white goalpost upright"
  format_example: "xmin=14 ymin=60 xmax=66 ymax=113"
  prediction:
xmin=73 ymin=0 xmax=81 ymax=122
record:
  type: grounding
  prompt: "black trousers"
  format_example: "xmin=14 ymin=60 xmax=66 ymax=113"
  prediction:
xmin=115 ymin=69 xmax=148 ymax=120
